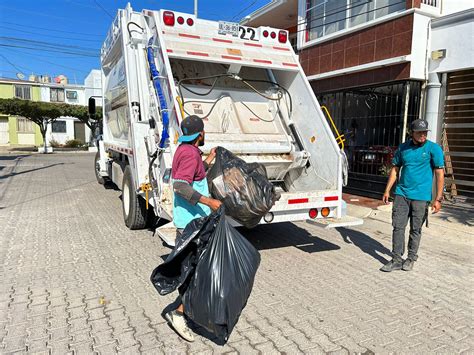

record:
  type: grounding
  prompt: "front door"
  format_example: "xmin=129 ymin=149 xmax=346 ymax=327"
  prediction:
xmin=0 ymin=117 xmax=9 ymax=144
xmin=74 ymin=121 xmax=86 ymax=143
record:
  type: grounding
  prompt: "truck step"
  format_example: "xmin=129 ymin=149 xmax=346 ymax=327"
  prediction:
xmin=156 ymin=222 xmax=177 ymax=247
xmin=306 ymin=215 xmax=363 ymax=229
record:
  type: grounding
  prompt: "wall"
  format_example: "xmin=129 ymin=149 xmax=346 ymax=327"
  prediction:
xmin=84 ymin=70 xmax=102 ymax=106
xmin=442 ymin=0 xmax=473 ymax=16
xmin=429 ymin=10 xmax=474 ymax=74
xmin=300 ymin=14 xmax=414 ymax=78
xmin=0 ymin=83 xmax=14 ymax=98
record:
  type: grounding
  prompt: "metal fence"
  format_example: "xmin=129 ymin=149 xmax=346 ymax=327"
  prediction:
xmin=318 ymin=81 xmax=422 ymax=198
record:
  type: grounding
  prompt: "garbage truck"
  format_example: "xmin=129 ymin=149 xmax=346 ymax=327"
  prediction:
xmin=92 ymin=3 xmax=362 ymax=246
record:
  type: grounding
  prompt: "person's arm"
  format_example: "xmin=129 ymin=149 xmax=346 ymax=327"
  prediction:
xmin=173 ymin=181 xmax=203 ymax=205
xmin=382 ymin=166 xmax=400 ymax=204
xmin=173 ymin=181 xmax=222 ymax=211
xmin=203 ymin=147 xmax=217 ymax=169
xmin=432 ymin=168 xmax=444 ymax=214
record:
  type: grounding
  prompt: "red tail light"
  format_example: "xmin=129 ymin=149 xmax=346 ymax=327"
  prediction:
xmin=309 ymin=209 xmax=318 ymax=219
xmin=263 ymin=30 xmax=269 ymax=37
xmin=324 ymin=196 xmax=339 ymax=201
xmin=278 ymin=30 xmax=288 ymax=43
xmin=270 ymin=31 xmax=276 ymax=39
xmin=163 ymin=11 xmax=175 ymax=26
xmin=187 ymin=18 xmax=194 ymax=26
xmin=177 ymin=16 xmax=184 ymax=25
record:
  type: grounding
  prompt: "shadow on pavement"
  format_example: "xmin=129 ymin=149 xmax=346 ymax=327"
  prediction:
xmin=0 ymin=163 xmax=65 ymax=180
xmin=0 ymin=154 xmax=31 ymax=161
xmin=335 ymin=227 xmax=391 ymax=264
xmin=242 ymin=222 xmax=340 ymax=253
xmin=437 ymin=201 xmax=474 ymax=227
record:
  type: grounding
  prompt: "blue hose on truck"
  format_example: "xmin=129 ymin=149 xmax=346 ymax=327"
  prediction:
xmin=147 ymin=37 xmax=169 ymax=148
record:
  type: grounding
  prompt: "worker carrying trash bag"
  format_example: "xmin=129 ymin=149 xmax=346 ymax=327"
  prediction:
xmin=207 ymin=147 xmax=280 ymax=228
xmin=151 ymin=207 xmax=261 ymax=343
xmin=165 ymin=115 xmax=222 ymax=342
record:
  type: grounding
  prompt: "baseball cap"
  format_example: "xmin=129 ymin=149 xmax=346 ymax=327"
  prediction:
xmin=178 ymin=115 xmax=204 ymax=143
xmin=411 ymin=119 xmax=430 ymax=132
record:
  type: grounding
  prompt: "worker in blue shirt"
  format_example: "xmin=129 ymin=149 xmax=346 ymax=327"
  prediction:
xmin=381 ymin=119 xmax=445 ymax=272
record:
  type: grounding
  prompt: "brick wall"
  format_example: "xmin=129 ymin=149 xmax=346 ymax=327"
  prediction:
xmin=300 ymin=14 xmax=414 ymax=77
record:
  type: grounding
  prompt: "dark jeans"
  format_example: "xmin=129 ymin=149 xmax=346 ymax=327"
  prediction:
xmin=391 ymin=195 xmax=429 ymax=262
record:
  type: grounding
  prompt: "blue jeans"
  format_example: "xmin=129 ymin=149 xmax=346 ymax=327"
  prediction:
xmin=391 ymin=195 xmax=429 ymax=261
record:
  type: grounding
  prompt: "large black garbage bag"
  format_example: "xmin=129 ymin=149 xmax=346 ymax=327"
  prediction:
xmin=182 ymin=208 xmax=261 ymax=342
xmin=207 ymin=147 xmax=280 ymax=228
xmin=150 ymin=212 xmax=220 ymax=296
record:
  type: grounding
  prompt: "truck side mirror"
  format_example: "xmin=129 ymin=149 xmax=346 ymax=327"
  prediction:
xmin=88 ymin=97 xmax=96 ymax=116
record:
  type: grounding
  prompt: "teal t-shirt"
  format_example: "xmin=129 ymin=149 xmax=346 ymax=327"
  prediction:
xmin=392 ymin=140 xmax=444 ymax=201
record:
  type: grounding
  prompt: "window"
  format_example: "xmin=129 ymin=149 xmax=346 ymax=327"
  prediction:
xmin=305 ymin=0 xmax=407 ymax=42
xmin=52 ymin=120 xmax=67 ymax=133
xmin=14 ymin=85 xmax=31 ymax=100
xmin=17 ymin=117 xmax=34 ymax=133
xmin=350 ymin=0 xmax=375 ymax=27
xmin=50 ymin=88 xmax=65 ymax=102
xmin=66 ymin=90 xmax=78 ymax=100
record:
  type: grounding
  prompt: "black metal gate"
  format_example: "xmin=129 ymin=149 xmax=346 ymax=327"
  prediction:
xmin=318 ymin=81 xmax=422 ymax=198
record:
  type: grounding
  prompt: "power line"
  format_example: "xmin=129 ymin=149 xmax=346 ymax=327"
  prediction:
xmin=1 ymin=47 xmax=94 ymax=74
xmin=0 ymin=6 xmax=97 ymax=25
xmin=1 ymin=21 xmax=104 ymax=38
xmin=231 ymin=0 xmax=259 ymax=22
xmin=0 ymin=37 xmax=99 ymax=53
xmin=0 ymin=25 xmax=103 ymax=43
xmin=0 ymin=44 xmax=99 ymax=58
xmin=93 ymin=0 xmax=114 ymax=20
xmin=0 ymin=53 xmax=33 ymax=73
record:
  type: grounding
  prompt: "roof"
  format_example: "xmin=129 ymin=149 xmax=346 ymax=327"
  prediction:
xmin=239 ymin=0 xmax=297 ymax=30
xmin=0 ymin=77 xmax=85 ymax=89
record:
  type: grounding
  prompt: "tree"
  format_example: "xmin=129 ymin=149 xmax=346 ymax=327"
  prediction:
xmin=0 ymin=98 xmax=102 ymax=151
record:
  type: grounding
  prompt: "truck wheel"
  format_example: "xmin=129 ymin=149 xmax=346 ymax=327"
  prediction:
xmin=94 ymin=151 xmax=105 ymax=185
xmin=122 ymin=165 xmax=147 ymax=230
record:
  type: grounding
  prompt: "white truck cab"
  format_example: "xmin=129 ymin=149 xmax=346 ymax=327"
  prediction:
xmin=93 ymin=3 xmax=362 ymax=246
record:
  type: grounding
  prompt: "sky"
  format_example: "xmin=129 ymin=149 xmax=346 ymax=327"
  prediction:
xmin=0 ymin=0 xmax=270 ymax=84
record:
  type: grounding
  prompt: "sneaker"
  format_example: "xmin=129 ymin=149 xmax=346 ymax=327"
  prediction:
xmin=164 ymin=310 xmax=195 ymax=342
xmin=380 ymin=259 xmax=403 ymax=272
xmin=402 ymin=258 xmax=415 ymax=271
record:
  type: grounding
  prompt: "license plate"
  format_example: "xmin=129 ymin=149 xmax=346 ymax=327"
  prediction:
xmin=218 ymin=21 xmax=239 ymax=37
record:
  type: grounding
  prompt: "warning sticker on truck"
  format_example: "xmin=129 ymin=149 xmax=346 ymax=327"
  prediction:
xmin=192 ymin=103 xmax=203 ymax=115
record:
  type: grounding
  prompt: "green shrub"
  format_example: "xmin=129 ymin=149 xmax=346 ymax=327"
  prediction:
xmin=49 ymin=139 xmax=61 ymax=148
xmin=64 ymin=139 xmax=83 ymax=148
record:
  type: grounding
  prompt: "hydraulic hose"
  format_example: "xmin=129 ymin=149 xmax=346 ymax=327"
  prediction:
xmin=147 ymin=37 xmax=169 ymax=148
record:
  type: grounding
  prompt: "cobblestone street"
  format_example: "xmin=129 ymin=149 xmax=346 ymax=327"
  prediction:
xmin=0 ymin=153 xmax=473 ymax=354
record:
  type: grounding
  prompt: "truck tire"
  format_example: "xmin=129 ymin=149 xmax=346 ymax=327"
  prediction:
xmin=122 ymin=165 xmax=147 ymax=230
xmin=94 ymin=151 xmax=105 ymax=185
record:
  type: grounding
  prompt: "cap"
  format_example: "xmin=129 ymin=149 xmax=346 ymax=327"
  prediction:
xmin=178 ymin=115 xmax=204 ymax=143
xmin=411 ymin=119 xmax=430 ymax=132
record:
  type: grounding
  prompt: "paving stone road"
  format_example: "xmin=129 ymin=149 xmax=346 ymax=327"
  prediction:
xmin=0 ymin=153 xmax=473 ymax=354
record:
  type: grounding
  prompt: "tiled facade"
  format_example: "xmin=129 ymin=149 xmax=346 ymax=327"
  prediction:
xmin=300 ymin=14 xmax=414 ymax=82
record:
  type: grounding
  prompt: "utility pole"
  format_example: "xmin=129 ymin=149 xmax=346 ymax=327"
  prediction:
xmin=194 ymin=0 xmax=198 ymax=17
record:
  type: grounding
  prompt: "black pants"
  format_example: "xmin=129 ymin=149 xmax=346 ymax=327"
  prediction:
xmin=391 ymin=195 xmax=429 ymax=262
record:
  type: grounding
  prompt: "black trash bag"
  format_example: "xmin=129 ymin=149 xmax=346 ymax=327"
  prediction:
xmin=182 ymin=207 xmax=261 ymax=342
xmin=207 ymin=147 xmax=280 ymax=228
xmin=150 ymin=212 xmax=220 ymax=296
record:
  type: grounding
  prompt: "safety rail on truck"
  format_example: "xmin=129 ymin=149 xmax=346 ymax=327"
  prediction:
xmin=91 ymin=3 xmax=362 ymax=246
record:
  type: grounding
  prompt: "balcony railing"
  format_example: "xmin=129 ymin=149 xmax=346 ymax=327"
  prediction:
xmin=422 ymin=0 xmax=440 ymax=8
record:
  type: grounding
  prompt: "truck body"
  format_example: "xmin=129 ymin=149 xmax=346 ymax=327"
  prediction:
xmin=94 ymin=3 xmax=362 ymax=245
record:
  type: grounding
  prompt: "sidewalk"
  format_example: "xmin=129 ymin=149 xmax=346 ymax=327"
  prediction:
xmin=345 ymin=193 xmax=473 ymax=238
